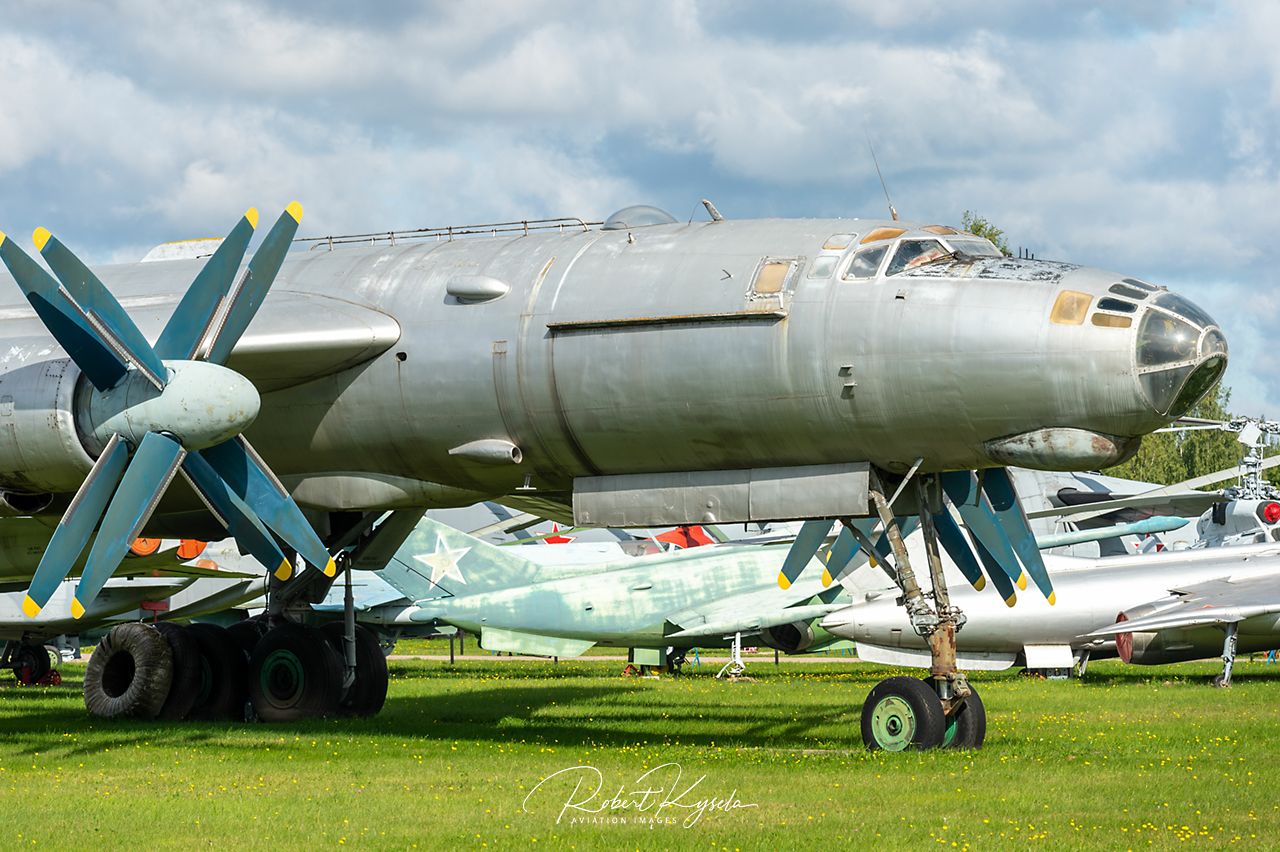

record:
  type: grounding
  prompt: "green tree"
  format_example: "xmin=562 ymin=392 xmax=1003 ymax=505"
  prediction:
xmin=960 ymin=210 xmax=1011 ymax=255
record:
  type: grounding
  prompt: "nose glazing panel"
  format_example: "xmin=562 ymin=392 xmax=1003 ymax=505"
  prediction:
xmin=1133 ymin=292 xmax=1227 ymax=417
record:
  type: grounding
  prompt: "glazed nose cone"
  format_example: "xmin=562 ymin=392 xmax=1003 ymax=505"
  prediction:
xmin=1134 ymin=291 xmax=1228 ymax=418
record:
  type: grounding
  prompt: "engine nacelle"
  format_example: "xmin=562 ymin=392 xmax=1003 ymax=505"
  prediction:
xmin=759 ymin=620 xmax=821 ymax=654
xmin=0 ymin=356 xmax=94 ymax=494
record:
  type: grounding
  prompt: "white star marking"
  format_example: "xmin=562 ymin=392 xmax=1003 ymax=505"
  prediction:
xmin=414 ymin=539 xmax=471 ymax=588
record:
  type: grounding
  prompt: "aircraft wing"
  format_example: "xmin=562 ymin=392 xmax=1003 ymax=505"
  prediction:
xmin=0 ymin=290 xmax=400 ymax=395
xmin=1087 ymin=574 xmax=1280 ymax=635
xmin=663 ymin=581 xmax=845 ymax=639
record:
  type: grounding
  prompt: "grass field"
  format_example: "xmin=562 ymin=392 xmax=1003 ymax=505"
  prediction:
xmin=2 ymin=653 xmax=1279 ymax=849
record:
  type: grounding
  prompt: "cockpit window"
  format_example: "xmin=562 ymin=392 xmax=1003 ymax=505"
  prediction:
xmin=808 ymin=255 xmax=838 ymax=278
xmin=885 ymin=239 xmax=949 ymax=276
xmin=943 ymin=237 xmax=1002 ymax=258
xmin=843 ymin=245 xmax=889 ymax=280
xmin=1136 ymin=312 xmax=1199 ymax=368
xmin=1153 ymin=292 xmax=1218 ymax=330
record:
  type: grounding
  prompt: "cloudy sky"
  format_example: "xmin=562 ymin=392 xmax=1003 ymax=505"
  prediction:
xmin=2 ymin=1 xmax=1276 ymax=415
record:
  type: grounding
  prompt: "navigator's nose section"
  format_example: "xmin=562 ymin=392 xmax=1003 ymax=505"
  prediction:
xmin=982 ymin=270 xmax=1228 ymax=471
xmin=1134 ymin=291 xmax=1228 ymax=418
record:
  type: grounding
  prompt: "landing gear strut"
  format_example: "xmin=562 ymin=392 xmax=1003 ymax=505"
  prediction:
xmin=859 ymin=471 xmax=985 ymax=750
xmin=1213 ymin=622 xmax=1239 ymax=688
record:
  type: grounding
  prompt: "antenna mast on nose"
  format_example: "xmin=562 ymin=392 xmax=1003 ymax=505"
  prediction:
xmin=867 ymin=135 xmax=899 ymax=222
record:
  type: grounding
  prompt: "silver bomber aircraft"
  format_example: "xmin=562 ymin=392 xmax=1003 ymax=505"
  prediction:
xmin=0 ymin=201 xmax=1228 ymax=747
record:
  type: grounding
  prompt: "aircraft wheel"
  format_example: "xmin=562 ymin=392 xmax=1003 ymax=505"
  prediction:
xmin=861 ymin=676 xmax=946 ymax=751
xmin=321 ymin=623 xmax=389 ymax=717
xmin=83 ymin=624 xmax=173 ymax=719
xmin=249 ymin=623 xmax=343 ymax=722
xmin=227 ymin=617 xmax=271 ymax=660
xmin=154 ymin=623 xmax=202 ymax=721
xmin=939 ymin=681 xmax=987 ymax=749
xmin=186 ymin=623 xmax=249 ymax=721
xmin=13 ymin=643 xmax=52 ymax=685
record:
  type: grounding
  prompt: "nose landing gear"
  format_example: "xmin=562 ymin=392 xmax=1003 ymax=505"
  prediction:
xmin=858 ymin=471 xmax=987 ymax=750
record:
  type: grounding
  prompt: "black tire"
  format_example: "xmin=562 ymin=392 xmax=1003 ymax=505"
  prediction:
xmin=861 ymin=675 xmax=946 ymax=751
xmin=249 ymin=623 xmax=343 ymax=722
xmin=154 ymin=623 xmax=202 ymax=721
xmin=13 ymin=643 xmax=52 ymax=685
xmin=939 ymin=681 xmax=987 ymax=750
xmin=83 ymin=624 xmax=173 ymax=719
xmin=321 ymin=622 xmax=389 ymax=717
xmin=227 ymin=617 xmax=271 ymax=660
xmin=186 ymin=623 xmax=248 ymax=721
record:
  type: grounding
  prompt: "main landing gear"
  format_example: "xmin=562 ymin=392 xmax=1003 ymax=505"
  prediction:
xmin=82 ymin=558 xmax=388 ymax=722
xmin=857 ymin=471 xmax=987 ymax=750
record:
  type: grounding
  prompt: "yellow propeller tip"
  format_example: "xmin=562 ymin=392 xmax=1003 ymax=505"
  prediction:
xmin=821 ymin=569 xmax=834 ymax=588
xmin=1016 ymin=571 xmax=1028 ymax=590
xmin=1003 ymin=593 xmax=1017 ymax=608
xmin=70 ymin=597 xmax=86 ymax=620
xmin=0 ymin=229 xmax=7 ymax=245
xmin=32 ymin=227 xmax=52 ymax=251
xmin=285 ymin=201 xmax=304 ymax=223
xmin=1047 ymin=591 xmax=1057 ymax=606
xmin=274 ymin=559 xmax=293 ymax=581
xmin=245 ymin=207 xmax=260 ymax=229
xmin=973 ymin=576 xmax=986 ymax=591
xmin=776 ymin=571 xmax=792 ymax=590
xmin=21 ymin=595 xmax=41 ymax=618
xmin=324 ymin=558 xmax=337 ymax=577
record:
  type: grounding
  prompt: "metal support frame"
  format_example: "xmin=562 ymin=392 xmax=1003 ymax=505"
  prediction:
xmin=1215 ymin=622 xmax=1240 ymax=688
xmin=1077 ymin=648 xmax=1091 ymax=680
xmin=341 ymin=557 xmax=357 ymax=691
xmin=868 ymin=468 xmax=969 ymax=705
xmin=716 ymin=632 xmax=747 ymax=679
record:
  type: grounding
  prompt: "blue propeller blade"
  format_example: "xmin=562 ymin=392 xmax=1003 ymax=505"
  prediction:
xmin=980 ymin=467 xmax=1056 ymax=603
xmin=199 ymin=436 xmax=334 ymax=576
xmin=822 ymin=520 xmax=874 ymax=586
xmin=930 ymin=507 xmax=988 ymax=592
xmin=777 ymin=519 xmax=830 ymax=589
xmin=940 ymin=471 xmax=1025 ymax=589
xmin=181 ymin=451 xmax=293 ymax=581
xmin=20 ymin=434 xmax=129 ymax=617
xmin=0 ymin=232 xmax=128 ymax=391
xmin=967 ymin=530 xmax=1018 ymax=606
xmin=37 ymin=229 xmax=168 ymax=387
xmin=155 ymin=209 xmax=259 ymax=360
xmin=72 ymin=432 xmax=186 ymax=617
xmin=205 ymin=203 xmax=303 ymax=365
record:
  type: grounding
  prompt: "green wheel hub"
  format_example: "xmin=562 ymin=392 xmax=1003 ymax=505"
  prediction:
xmin=869 ymin=695 xmax=917 ymax=751
xmin=261 ymin=649 xmax=305 ymax=706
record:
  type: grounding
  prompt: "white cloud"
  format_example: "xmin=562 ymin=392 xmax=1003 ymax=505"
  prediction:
xmin=0 ymin=0 xmax=1276 ymax=414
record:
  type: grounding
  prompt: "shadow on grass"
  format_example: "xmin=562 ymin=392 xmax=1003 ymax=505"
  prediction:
xmin=2 ymin=668 xmax=855 ymax=755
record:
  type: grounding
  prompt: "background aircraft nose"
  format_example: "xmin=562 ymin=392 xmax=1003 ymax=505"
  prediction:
xmin=1135 ymin=291 xmax=1228 ymax=418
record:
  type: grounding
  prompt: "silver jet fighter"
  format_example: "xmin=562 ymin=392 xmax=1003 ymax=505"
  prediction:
xmin=0 ymin=203 xmax=1228 ymax=744
xmin=823 ymin=538 xmax=1280 ymax=687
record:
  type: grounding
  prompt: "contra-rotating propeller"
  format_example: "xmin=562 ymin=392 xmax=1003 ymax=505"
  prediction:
xmin=776 ymin=467 xmax=1056 ymax=607
xmin=0 ymin=203 xmax=336 ymax=619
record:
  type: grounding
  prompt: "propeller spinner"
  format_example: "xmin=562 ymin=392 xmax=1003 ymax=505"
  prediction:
xmin=0 ymin=203 xmax=336 ymax=619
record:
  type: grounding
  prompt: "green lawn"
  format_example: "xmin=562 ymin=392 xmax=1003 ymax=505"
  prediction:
xmin=2 ymin=656 xmax=1277 ymax=849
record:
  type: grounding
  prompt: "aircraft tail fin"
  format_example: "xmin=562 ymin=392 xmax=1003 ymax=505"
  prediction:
xmin=376 ymin=515 xmax=546 ymax=601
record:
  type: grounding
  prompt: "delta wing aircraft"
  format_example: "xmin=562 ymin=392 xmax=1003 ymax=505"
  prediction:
xmin=0 ymin=200 xmax=1228 ymax=746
